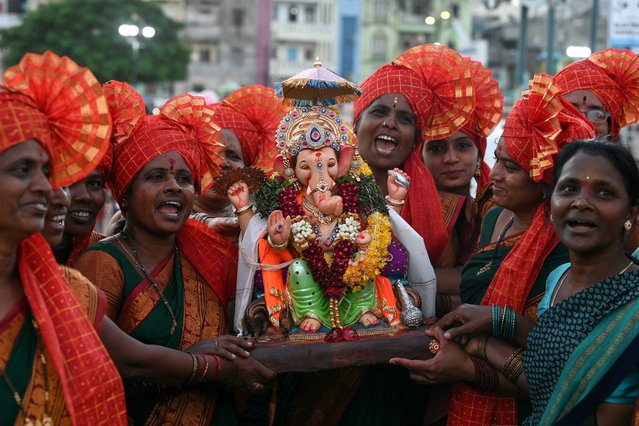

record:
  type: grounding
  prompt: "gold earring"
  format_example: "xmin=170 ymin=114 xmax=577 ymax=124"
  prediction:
xmin=625 ymin=220 xmax=632 ymax=231
xmin=474 ymin=160 xmax=481 ymax=178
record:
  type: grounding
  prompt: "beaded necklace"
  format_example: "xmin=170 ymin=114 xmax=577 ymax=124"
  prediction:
xmin=475 ymin=216 xmax=514 ymax=276
xmin=117 ymin=232 xmax=179 ymax=335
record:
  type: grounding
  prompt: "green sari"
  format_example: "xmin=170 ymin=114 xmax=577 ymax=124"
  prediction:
xmin=461 ymin=207 xmax=569 ymax=312
xmin=79 ymin=239 xmax=235 ymax=426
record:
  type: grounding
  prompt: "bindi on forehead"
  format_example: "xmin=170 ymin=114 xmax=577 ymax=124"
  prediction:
xmin=169 ymin=158 xmax=176 ymax=172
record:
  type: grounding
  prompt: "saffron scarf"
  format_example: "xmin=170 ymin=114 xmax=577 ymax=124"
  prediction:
xmin=19 ymin=234 xmax=127 ymax=424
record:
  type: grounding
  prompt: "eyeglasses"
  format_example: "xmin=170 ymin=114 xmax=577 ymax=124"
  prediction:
xmin=578 ymin=108 xmax=610 ymax=124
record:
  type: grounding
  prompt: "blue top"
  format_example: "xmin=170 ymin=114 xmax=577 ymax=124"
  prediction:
xmin=538 ymin=263 xmax=639 ymax=404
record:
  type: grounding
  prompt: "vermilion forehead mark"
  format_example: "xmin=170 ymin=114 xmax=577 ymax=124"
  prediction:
xmin=169 ymin=158 xmax=175 ymax=172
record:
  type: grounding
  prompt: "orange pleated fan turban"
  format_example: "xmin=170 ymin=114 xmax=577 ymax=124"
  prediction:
xmin=211 ymin=85 xmax=289 ymax=171
xmin=103 ymin=81 xmax=225 ymax=204
xmin=353 ymin=63 xmax=433 ymax=133
xmin=553 ymin=48 xmax=639 ymax=137
xmin=448 ymin=75 xmax=595 ymax=426
xmin=460 ymin=58 xmax=504 ymax=189
xmin=0 ymin=51 xmax=111 ymax=187
xmin=503 ymin=74 xmax=596 ymax=184
xmin=0 ymin=51 xmax=127 ymax=424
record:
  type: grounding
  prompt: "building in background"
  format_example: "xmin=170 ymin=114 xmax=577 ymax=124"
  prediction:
xmin=337 ymin=0 xmax=360 ymax=83
xmin=269 ymin=0 xmax=339 ymax=84
xmin=358 ymin=0 xmax=472 ymax=82
xmin=156 ymin=0 xmax=258 ymax=96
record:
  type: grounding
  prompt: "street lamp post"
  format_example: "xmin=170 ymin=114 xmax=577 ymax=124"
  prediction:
xmin=118 ymin=24 xmax=155 ymax=87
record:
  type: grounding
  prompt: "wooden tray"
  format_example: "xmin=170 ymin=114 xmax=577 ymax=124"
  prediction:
xmin=250 ymin=326 xmax=435 ymax=373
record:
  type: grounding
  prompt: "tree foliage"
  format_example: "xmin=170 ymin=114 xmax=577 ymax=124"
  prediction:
xmin=0 ymin=0 xmax=190 ymax=84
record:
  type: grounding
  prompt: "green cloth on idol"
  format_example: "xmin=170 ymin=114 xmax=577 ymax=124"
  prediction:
xmin=0 ymin=310 xmax=36 ymax=426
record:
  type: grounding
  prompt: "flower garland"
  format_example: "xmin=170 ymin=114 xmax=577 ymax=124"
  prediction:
xmin=343 ymin=212 xmax=392 ymax=292
xmin=275 ymin=178 xmax=392 ymax=299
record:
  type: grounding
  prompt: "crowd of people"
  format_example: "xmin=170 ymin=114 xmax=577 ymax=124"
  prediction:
xmin=1 ymin=44 xmax=639 ymax=426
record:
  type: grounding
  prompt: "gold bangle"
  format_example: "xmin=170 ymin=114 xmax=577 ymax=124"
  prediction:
xmin=501 ymin=347 xmax=525 ymax=383
xmin=267 ymin=234 xmax=288 ymax=249
xmin=385 ymin=195 xmax=405 ymax=207
xmin=233 ymin=203 xmax=253 ymax=216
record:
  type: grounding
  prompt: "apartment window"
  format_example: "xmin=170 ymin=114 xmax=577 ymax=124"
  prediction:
xmin=304 ymin=47 xmax=315 ymax=61
xmin=287 ymin=47 xmax=298 ymax=61
xmin=231 ymin=47 xmax=244 ymax=66
xmin=232 ymin=9 xmax=245 ymax=27
xmin=289 ymin=5 xmax=299 ymax=22
xmin=373 ymin=0 xmax=389 ymax=23
xmin=304 ymin=5 xmax=316 ymax=23
xmin=372 ymin=32 xmax=387 ymax=60
xmin=199 ymin=49 xmax=211 ymax=63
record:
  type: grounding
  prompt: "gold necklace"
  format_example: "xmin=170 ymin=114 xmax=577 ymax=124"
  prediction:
xmin=301 ymin=196 xmax=334 ymax=225
xmin=0 ymin=320 xmax=52 ymax=426
xmin=550 ymin=260 xmax=635 ymax=306
xmin=117 ymin=233 xmax=178 ymax=335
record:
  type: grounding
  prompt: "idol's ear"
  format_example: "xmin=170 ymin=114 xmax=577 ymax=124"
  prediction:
xmin=337 ymin=145 xmax=355 ymax=177
xmin=273 ymin=154 xmax=287 ymax=176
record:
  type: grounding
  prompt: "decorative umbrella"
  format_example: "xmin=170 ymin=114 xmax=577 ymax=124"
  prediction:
xmin=274 ymin=57 xmax=361 ymax=107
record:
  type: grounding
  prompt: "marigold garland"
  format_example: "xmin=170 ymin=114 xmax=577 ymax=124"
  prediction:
xmin=255 ymin=156 xmax=393 ymax=299
xmin=343 ymin=212 xmax=392 ymax=291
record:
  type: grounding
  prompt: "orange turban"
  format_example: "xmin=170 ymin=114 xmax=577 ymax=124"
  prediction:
xmin=503 ymin=74 xmax=596 ymax=184
xmin=353 ymin=63 xmax=433 ymax=133
xmin=459 ymin=58 xmax=504 ymax=189
xmin=103 ymin=81 xmax=224 ymax=204
xmin=0 ymin=51 xmax=111 ymax=187
xmin=553 ymin=48 xmax=639 ymax=136
xmin=0 ymin=51 xmax=127 ymax=425
xmin=211 ymin=85 xmax=289 ymax=171
xmin=449 ymin=75 xmax=595 ymax=426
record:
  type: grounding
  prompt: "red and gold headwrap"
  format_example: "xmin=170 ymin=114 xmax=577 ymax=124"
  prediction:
xmin=461 ymin=58 xmax=503 ymax=189
xmin=0 ymin=51 xmax=126 ymax=424
xmin=0 ymin=51 xmax=111 ymax=187
xmin=103 ymin=81 xmax=224 ymax=204
xmin=380 ymin=45 xmax=474 ymax=261
xmin=104 ymin=81 xmax=235 ymax=307
xmin=211 ymin=85 xmax=289 ymax=171
xmin=553 ymin=48 xmax=639 ymax=137
xmin=393 ymin=44 xmax=475 ymax=140
xmin=447 ymin=75 xmax=595 ymax=426
xmin=353 ymin=63 xmax=432 ymax=133
xmin=503 ymin=74 xmax=595 ymax=184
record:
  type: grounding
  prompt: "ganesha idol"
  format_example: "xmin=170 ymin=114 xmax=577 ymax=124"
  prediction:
xmin=229 ymin=105 xmax=436 ymax=340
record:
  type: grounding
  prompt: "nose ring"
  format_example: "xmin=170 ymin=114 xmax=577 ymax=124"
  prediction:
xmin=382 ymin=121 xmax=388 ymax=128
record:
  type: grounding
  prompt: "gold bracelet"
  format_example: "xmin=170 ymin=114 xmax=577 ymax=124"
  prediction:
xmin=233 ymin=203 xmax=253 ymax=216
xmin=267 ymin=234 xmax=288 ymax=249
xmin=385 ymin=195 xmax=405 ymax=207
xmin=501 ymin=347 xmax=525 ymax=383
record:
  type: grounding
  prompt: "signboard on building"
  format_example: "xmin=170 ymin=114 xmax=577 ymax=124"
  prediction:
xmin=609 ymin=0 xmax=639 ymax=50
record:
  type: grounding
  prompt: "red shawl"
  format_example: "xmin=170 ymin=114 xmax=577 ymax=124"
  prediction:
xmin=20 ymin=234 xmax=127 ymax=424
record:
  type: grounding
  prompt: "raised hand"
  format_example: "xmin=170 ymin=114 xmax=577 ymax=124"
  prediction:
xmin=227 ymin=180 xmax=250 ymax=209
xmin=267 ymin=210 xmax=291 ymax=246
xmin=387 ymin=168 xmax=410 ymax=201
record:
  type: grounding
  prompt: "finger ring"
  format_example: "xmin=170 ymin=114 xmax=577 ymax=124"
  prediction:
xmin=394 ymin=173 xmax=410 ymax=190
xmin=428 ymin=339 xmax=440 ymax=355
xmin=275 ymin=223 xmax=284 ymax=233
